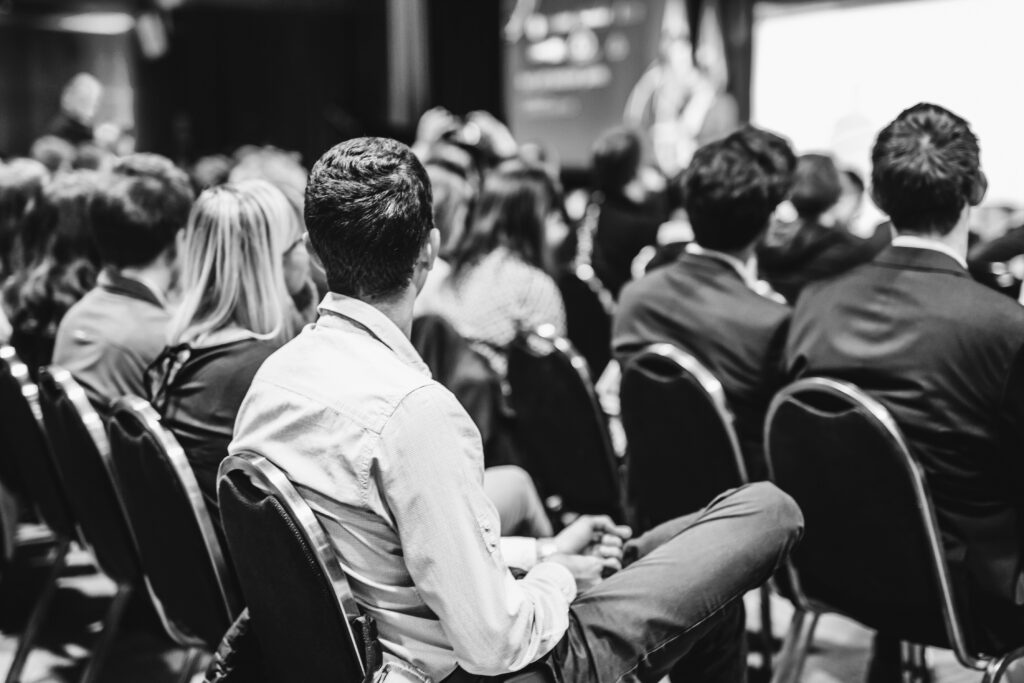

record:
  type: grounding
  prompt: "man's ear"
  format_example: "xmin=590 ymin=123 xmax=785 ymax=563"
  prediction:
xmin=304 ymin=233 xmax=326 ymax=279
xmin=422 ymin=228 xmax=441 ymax=271
xmin=968 ymin=171 xmax=988 ymax=206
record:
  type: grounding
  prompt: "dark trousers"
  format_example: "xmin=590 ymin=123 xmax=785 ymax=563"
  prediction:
xmin=448 ymin=482 xmax=803 ymax=683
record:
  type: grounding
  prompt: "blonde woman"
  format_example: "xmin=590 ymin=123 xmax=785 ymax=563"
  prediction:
xmin=147 ymin=179 xmax=310 ymax=509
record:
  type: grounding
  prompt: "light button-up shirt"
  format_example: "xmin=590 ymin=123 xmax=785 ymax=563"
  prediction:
xmin=229 ymin=293 xmax=575 ymax=682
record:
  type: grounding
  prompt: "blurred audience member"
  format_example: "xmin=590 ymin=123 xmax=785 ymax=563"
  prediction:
xmin=48 ymin=73 xmax=103 ymax=146
xmin=424 ymin=160 xmax=567 ymax=377
xmin=52 ymin=154 xmax=193 ymax=409
xmin=190 ymin=154 xmax=234 ymax=191
xmin=228 ymin=146 xmax=307 ymax=215
xmin=590 ymin=127 xmax=668 ymax=298
xmin=148 ymin=180 xmax=306 ymax=510
xmin=29 ymin=135 xmax=76 ymax=175
xmin=72 ymin=142 xmax=114 ymax=171
xmin=0 ymin=159 xmax=48 ymax=278
xmin=786 ymin=103 xmax=1024 ymax=653
xmin=614 ymin=126 xmax=797 ymax=479
xmin=2 ymin=171 xmax=102 ymax=373
xmin=758 ymin=154 xmax=886 ymax=302
xmin=415 ymin=160 xmax=476 ymax=314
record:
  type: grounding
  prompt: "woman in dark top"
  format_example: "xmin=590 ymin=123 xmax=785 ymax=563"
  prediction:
xmin=148 ymin=179 xmax=310 ymax=509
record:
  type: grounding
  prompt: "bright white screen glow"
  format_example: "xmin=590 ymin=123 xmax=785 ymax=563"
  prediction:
xmin=752 ymin=0 xmax=1024 ymax=205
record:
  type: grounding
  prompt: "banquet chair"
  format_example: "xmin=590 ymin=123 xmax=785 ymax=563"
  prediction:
xmin=765 ymin=377 xmax=1024 ymax=683
xmin=506 ymin=325 xmax=624 ymax=523
xmin=620 ymin=343 xmax=773 ymax=674
xmin=36 ymin=366 xmax=146 ymax=683
xmin=217 ymin=452 xmax=554 ymax=683
xmin=0 ymin=348 xmax=78 ymax=683
xmin=107 ymin=395 xmax=244 ymax=674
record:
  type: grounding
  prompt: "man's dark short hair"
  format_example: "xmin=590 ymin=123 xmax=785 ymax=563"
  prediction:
xmin=871 ymin=103 xmax=985 ymax=236
xmin=592 ymin=127 xmax=641 ymax=197
xmin=90 ymin=153 xmax=194 ymax=268
xmin=681 ymin=126 xmax=796 ymax=251
xmin=790 ymin=154 xmax=841 ymax=219
xmin=305 ymin=137 xmax=433 ymax=300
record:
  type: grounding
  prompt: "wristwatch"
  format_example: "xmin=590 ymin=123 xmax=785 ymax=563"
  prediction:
xmin=537 ymin=539 xmax=559 ymax=563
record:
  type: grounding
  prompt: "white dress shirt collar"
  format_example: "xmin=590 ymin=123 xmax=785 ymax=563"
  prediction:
xmin=685 ymin=242 xmax=759 ymax=288
xmin=317 ymin=292 xmax=431 ymax=376
xmin=890 ymin=235 xmax=968 ymax=269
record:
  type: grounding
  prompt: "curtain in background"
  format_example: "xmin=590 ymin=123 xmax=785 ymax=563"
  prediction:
xmin=387 ymin=0 xmax=431 ymax=129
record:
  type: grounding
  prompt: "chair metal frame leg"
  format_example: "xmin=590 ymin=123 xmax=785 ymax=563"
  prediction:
xmin=899 ymin=641 xmax=927 ymax=683
xmin=983 ymin=646 xmax=1024 ymax=683
xmin=175 ymin=646 xmax=203 ymax=683
xmin=770 ymin=609 xmax=819 ymax=683
xmin=759 ymin=585 xmax=775 ymax=676
xmin=4 ymin=536 xmax=72 ymax=683
xmin=78 ymin=583 xmax=134 ymax=683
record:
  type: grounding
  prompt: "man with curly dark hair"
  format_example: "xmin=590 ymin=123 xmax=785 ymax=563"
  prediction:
xmin=786 ymin=103 xmax=1024 ymax=654
xmin=613 ymin=125 xmax=797 ymax=480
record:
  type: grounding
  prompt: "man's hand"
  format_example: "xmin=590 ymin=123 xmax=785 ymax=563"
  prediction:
xmin=546 ymin=553 xmax=618 ymax=593
xmin=552 ymin=515 xmax=633 ymax=564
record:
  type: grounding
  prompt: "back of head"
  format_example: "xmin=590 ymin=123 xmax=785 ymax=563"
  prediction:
xmin=169 ymin=179 xmax=298 ymax=345
xmin=228 ymin=146 xmax=307 ymax=216
xmin=682 ymin=125 xmax=796 ymax=251
xmin=92 ymin=153 xmax=194 ymax=269
xmin=22 ymin=170 xmax=102 ymax=269
xmin=0 ymin=159 xmax=49 ymax=273
xmin=591 ymin=127 xmax=641 ymax=197
xmin=790 ymin=154 xmax=841 ymax=220
xmin=30 ymin=136 xmax=76 ymax=175
xmin=61 ymin=72 xmax=103 ymax=124
xmin=871 ymin=103 xmax=985 ymax=236
xmin=425 ymin=162 xmax=475 ymax=256
xmin=305 ymin=137 xmax=433 ymax=300
xmin=451 ymin=159 xmax=557 ymax=275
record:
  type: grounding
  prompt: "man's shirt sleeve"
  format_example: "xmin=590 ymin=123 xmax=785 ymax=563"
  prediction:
xmin=378 ymin=384 xmax=575 ymax=676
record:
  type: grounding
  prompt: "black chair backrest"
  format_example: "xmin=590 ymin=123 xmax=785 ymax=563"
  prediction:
xmin=0 ymin=347 xmax=76 ymax=539
xmin=506 ymin=325 xmax=623 ymax=520
xmin=217 ymin=452 xmax=366 ymax=683
xmin=107 ymin=396 xmax=242 ymax=648
xmin=765 ymin=378 xmax=971 ymax=654
xmin=37 ymin=366 xmax=141 ymax=584
xmin=556 ymin=270 xmax=613 ymax=378
xmin=620 ymin=344 xmax=747 ymax=531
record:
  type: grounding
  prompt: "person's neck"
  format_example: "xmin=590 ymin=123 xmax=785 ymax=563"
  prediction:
xmin=894 ymin=225 xmax=969 ymax=260
xmin=118 ymin=261 xmax=172 ymax=298
xmin=364 ymin=287 xmax=418 ymax=338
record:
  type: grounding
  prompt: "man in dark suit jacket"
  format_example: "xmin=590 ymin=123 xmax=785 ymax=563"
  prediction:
xmin=614 ymin=126 xmax=797 ymax=481
xmin=786 ymin=103 xmax=1024 ymax=653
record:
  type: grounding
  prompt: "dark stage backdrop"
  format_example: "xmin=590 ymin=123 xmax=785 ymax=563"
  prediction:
xmin=135 ymin=3 xmax=388 ymax=166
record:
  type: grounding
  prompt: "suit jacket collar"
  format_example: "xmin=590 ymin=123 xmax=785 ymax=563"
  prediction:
xmin=873 ymin=244 xmax=971 ymax=278
xmin=98 ymin=269 xmax=166 ymax=307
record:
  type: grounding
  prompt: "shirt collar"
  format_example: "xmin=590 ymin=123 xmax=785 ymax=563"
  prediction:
xmin=316 ymin=292 xmax=431 ymax=376
xmin=890 ymin=235 xmax=968 ymax=269
xmin=685 ymin=242 xmax=759 ymax=287
xmin=98 ymin=269 xmax=166 ymax=308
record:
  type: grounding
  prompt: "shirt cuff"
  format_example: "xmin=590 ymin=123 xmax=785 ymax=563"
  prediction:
xmin=500 ymin=537 xmax=539 ymax=571
xmin=524 ymin=561 xmax=577 ymax=604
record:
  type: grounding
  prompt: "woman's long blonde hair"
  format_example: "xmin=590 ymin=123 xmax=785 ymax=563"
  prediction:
xmin=168 ymin=179 xmax=301 ymax=346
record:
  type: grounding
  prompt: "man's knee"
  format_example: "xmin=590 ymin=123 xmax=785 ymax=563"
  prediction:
xmin=717 ymin=482 xmax=804 ymax=544
xmin=748 ymin=482 xmax=803 ymax=542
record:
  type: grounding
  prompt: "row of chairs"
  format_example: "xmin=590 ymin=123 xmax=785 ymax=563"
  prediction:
xmin=504 ymin=326 xmax=1024 ymax=682
xmin=0 ymin=346 xmax=554 ymax=682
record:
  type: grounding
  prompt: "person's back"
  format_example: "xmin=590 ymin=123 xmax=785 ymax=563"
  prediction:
xmin=148 ymin=180 xmax=306 ymax=511
xmin=614 ymin=126 xmax=797 ymax=479
xmin=786 ymin=103 xmax=1024 ymax=651
xmin=53 ymin=153 xmax=193 ymax=408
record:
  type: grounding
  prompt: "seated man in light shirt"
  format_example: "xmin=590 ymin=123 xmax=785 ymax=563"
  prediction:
xmin=230 ymin=137 xmax=804 ymax=683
